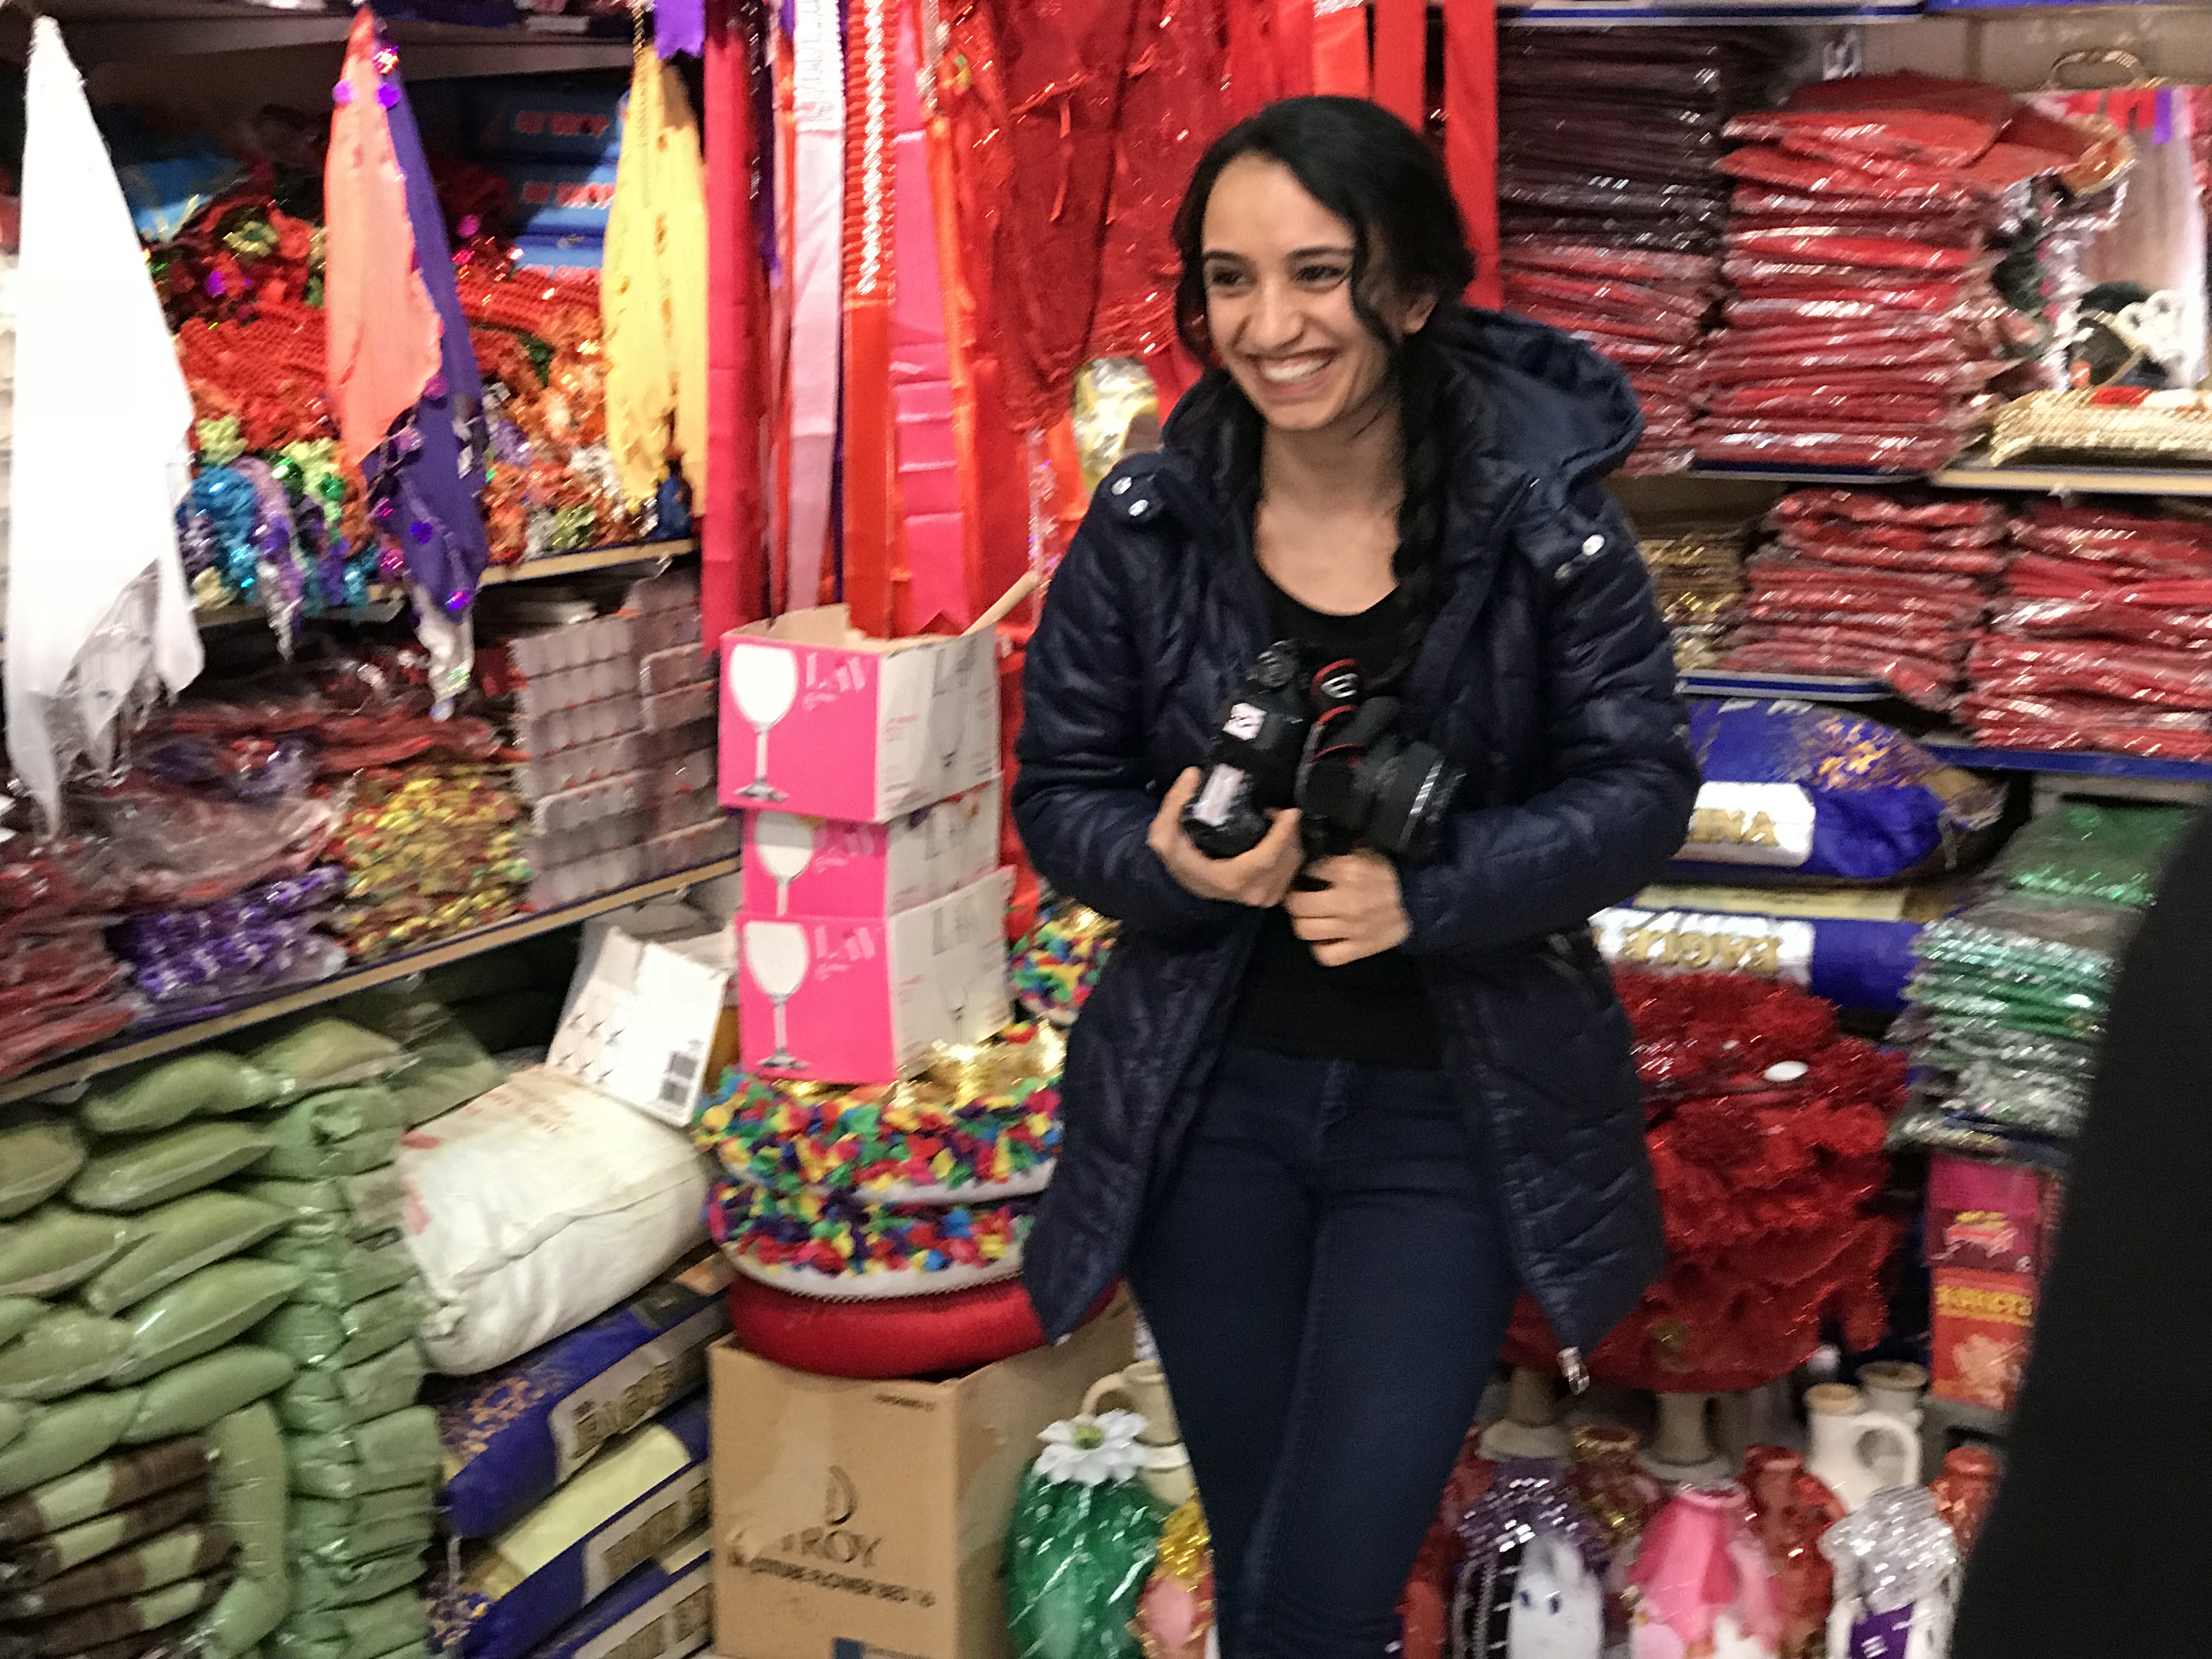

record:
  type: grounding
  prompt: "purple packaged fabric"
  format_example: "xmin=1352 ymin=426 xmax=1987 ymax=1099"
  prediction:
xmin=656 ymin=0 xmax=704 ymax=59
xmin=111 ymin=866 xmax=348 ymax=961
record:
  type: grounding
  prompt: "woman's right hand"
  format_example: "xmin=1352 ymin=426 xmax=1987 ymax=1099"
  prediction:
xmin=1148 ymin=769 xmax=1304 ymax=907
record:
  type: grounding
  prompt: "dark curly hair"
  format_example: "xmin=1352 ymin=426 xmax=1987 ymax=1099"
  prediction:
xmin=1170 ymin=96 xmax=1476 ymax=682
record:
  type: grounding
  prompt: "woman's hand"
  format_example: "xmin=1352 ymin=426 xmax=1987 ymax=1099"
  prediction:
xmin=1148 ymin=769 xmax=1305 ymax=908
xmin=1287 ymin=851 xmax=1410 ymax=966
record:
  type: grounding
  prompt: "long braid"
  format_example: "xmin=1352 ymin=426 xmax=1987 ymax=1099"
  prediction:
xmin=1381 ymin=323 xmax=1453 ymax=689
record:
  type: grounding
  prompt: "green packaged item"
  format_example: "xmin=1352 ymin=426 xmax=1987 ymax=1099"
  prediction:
xmin=0 ymin=1403 xmax=21 ymax=1454
xmin=0 ymin=1477 xmax=208 ymax=1585
xmin=257 ymin=1127 xmax=403 ymax=1182
xmin=261 ymin=1088 xmax=405 ymax=1147
xmin=275 ymin=1341 xmax=424 ymax=1435
xmin=1004 ymin=1459 xmax=1165 ymax=1659
xmin=1996 ymin=797 xmax=2193 ymax=911
xmin=267 ymin=1240 xmax=417 ymax=1310
xmin=0 ymin=1121 xmax=84 ymax=1222
xmin=246 ymin=1022 xmax=405 ymax=1101
xmin=81 ymin=1056 xmax=280 ymax=1137
xmin=200 ymin=1575 xmax=288 ymax=1659
xmin=386 ymin=1031 xmax=505 ymax=1130
xmin=0 ymin=1210 xmax=129 ymax=1297
xmin=0 ymin=1393 xmax=144 ymax=1500
xmin=122 ymin=1348 xmax=292 ymax=1446
xmin=288 ymin=1490 xmax=433 ymax=1563
xmin=287 ymin=1547 xmax=427 ymax=1613
xmin=0 ymin=1435 xmax=208 ymax=1546
xmin=69 ymin=1124 xmax=275 ymax=1214
xmin=284 ymin=1406 xmax=439 ymax=1500
xmin=0 ymin=1300 xmax=43 ymax=1347
xmin=82 ymin=1194 xmax=290 ymax=1316
xmin=206 ymin=1406 xmax=285 ymax=1582
xmin=0 ymin=1310 xmax=131 ymax=1400
xmin=0 ymin=1519 xmax=236 ymax=1616
xmin=109 ymin=1262 xmax=305 ymax=1387
xmin=272 ymin=1584 xmax=428 ymax=1659
xmin=240 ymin=1172 xmax=405 ymax=1242
xmin=292 ymin=1506 xmax=432 ymax=1565
xmin=256 ymin=1284 xmax=428 ymax=1372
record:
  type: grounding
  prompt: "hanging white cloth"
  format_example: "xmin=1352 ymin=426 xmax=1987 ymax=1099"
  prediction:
xmin=5 ymin=18 xmax=201 ymax=829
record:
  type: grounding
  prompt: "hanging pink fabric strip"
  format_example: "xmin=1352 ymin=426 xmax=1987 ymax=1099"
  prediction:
xmin=786 ymin=0 xmax=844 ymax=616
xmin=1370 ymin=0 xmax=1424 ymax=131
xmin=888 ymin=0 xmax=967 ymax=630
xmin=1311 ymin=0 xmax=1368 ymax=100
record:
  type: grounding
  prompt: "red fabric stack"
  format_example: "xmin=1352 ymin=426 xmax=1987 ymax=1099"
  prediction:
xmin=1496 ymin=32 xmax=1786 ymax=475
xmin=1719 ymin=488 xmax=2008 ymax=707
xmin=1694 ymin=75 xmax=2066 ymax=474
xmin=1965 ymin=501 xmax=2212 ymax=759
xmin=1504 ymin=972 xmax=1901 ymax=1394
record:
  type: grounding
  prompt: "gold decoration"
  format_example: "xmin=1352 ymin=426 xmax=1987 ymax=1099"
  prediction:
xmin=1988 ymin=390 xmax=2212 ymax=467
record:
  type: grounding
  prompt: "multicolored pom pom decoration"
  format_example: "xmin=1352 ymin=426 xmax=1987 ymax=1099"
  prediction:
xmin=708 ymin=1182 xmax=1037 ymax=1301
xmin=1009 ymin=899 xmax=1116 ymax=1027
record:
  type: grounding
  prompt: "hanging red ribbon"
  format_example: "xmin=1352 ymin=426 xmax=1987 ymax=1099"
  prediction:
xmin=1370 ymin=0 xmax=1424 ymax=131
xmin=1312 ymin=0 xmax=1368 ymax=99
xmin=702 ymin=0 xmax=764 ymax=644
xmin=1444 ymin=0 xmax=1502 ymax=309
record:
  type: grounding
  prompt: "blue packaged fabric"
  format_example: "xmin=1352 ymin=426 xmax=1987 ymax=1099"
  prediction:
xmin=432 ymin=1396 xmax=712 ymax=1659
xmin=1594 ymin=901 xmax=1929 ymax=1013
xmin=1671 ymin=699 xmax=2003 ymax=886
xmin=501 ymin=161 xmax=620 ymax=239
xmin=470 ymin=78 xmax=628 ymax=164
xmin=523 ymin=1531 xmax=710 ymax=1659
xmin=439 ymin=1258 xmax=727 ymax=1539
xmin=512 ymin=234 xmax=606 ymax=273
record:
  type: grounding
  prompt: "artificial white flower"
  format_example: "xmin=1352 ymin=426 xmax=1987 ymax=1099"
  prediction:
xmin=1033 ymin=1409 xmax=1149 ymax=1487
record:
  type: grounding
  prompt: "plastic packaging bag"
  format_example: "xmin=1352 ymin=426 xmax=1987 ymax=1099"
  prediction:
xmin=0 ymin=1477 xmax=208 ymax=1587
xmin=245 ymin=1020 xmax=406 ymax=1101
xmin=83 ymin=1193 xmax=289 ymax=1316
xmin=265 ymin=1238 xmax=419 ymax=1310
xmin=80 ymin=1055 xmax=281 ymax=1138
xmin=0 ymin=1210 xmax=131 ymax=1297
xmin=0 ymin=1122 xmax=86 ymax=1222
xmin=121 ymin=1348 xmax=294 ymax=1445
xmin=0 ymin=1520 xmax=234 ymax=1617
xmin=255 ymin=1283 xmax=428 ymax=1372
xmin=0 ymin=1393 xmax=144 ymax=1499
xmin=1004 ymin=1414 xmax=1165 ymax=1659
xmin=285 ymin=1406 xmax=439 ymax=1500
xmin=274 ymin=1339 xmax=425 ymax=1435
xmin=109 ymin=1260 xmax=304 ymax=1386
xmin=0 ymin=1311 xmax=132 ymax=1401
xmin=69 ymin=1124 xmax=275 ymax=1214
xmin=1995 ymin=799 xmax=2193 ymax=910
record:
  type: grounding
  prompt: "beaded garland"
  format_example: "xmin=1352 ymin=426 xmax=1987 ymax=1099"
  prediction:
xmin=1008 ymin=900 xmax=1116 ymax=1026
xmin=692 ymin=1022 xmax=1064 ymax=1201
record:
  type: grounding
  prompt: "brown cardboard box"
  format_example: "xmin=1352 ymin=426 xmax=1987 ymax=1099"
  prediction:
xmin=710 ymin=1296 xmax=1135 ymax=1659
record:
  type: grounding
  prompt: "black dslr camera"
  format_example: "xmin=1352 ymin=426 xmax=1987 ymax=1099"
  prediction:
xmin=1180 ymin=641 xmax=1464 ymax=865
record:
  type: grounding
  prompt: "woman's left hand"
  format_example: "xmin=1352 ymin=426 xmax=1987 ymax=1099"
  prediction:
xmin=1285 ymin=851 xmax=1411 ymax=966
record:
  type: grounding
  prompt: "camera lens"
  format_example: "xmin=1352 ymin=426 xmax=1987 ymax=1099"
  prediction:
xmin=1363 ymin=742 xmax=1464 ymax=863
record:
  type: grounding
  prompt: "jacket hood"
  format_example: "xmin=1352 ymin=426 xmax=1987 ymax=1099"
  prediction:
xmin=1158 ymin=305 xmax=1644 ymax=491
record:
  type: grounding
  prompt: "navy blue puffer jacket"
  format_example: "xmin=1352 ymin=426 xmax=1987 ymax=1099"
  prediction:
xmin=1012 ymin=309 xmax=1700 ymax=1368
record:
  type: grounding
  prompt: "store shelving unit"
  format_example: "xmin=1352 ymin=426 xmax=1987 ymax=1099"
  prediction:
xmin=0 ymin=854 xmax=742 ymax=1108
xmin=1679 ymin=668 xmax=1897 ymax=701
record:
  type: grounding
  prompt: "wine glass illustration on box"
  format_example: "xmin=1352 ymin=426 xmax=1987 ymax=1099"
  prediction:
xmin=753 ymin=813 xmax=817 ymax=916
xmin=933 ymin=905 xmax=971 ymax=1041
xmin=927 ymin=647 xmax=972 ymax=798
xmin=743 ymin=920 xmax=810 ymax=1071
xmin=727 ymin=643 xmax=799 ymax=802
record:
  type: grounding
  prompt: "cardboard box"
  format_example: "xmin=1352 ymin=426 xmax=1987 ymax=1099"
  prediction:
xmin=742 ymin=783 xmax=1002 ymax=920
xmin=1930 ymin=1267 xmax=2036 ymax=1414
xmin=736 ymin=870 xmax=1013 ymax=1084
xmin=710 ymin=1297 xmax=1135 ymax=1659
xmin=1926 ymin=1155 xmax=2050 ymax=1279
xmin=719 ymin=610 xmax=999 ymax=823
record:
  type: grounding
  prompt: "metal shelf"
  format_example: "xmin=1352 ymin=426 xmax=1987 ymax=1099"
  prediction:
xmin=1931 ymin=462 xmax=2212 ymax=499
xmin=1681 ymin=669 xmax=1898 ymax=702
xmin=0 ymin=855 xmax=742 ymax=1109
xmin=1685 ymin=464 xmax=1925 ymax=487
xmin=32 ymin=0 xmax=631 ymax=71
xmin=1916 ymin=737 xmax=2212 ymax=786
xmin=1503 ymin=0 xmax=1915 ymax=19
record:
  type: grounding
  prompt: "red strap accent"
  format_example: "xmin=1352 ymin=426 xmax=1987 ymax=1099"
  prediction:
xmin=1444 ymin=0 xmax=1502 ymax=309
xmin=702 ymin=0 xmax=764 ymax=644
xmin=1312 ymin=4 xmax=1369 ymax=99
xmin=1271 ymin=0 xmax=1315 ymax=98
xmin=1370 ymin=0 xmax=1425 ymax=131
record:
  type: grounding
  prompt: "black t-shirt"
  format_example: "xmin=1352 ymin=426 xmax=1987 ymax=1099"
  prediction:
xmin=1223 ymin=570 xmax=1445 ymax=1068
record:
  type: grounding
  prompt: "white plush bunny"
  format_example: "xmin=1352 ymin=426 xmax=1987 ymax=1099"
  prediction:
xmin=1506 ymin=1532 xmax=1605 ymax=1659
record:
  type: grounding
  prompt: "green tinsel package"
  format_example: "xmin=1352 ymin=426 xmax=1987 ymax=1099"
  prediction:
xmin=1005 ymin=1412 xmax=1166 ymax=1659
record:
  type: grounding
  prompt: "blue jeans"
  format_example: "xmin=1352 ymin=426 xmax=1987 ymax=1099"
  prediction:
xmin=1126 ymin=1047 xmax=1520 ymax=1659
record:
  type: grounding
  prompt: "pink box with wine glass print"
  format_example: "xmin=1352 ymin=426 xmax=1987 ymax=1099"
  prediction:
xmin=718 ymin=608 xmax=1000 ymax=823
xmin=741 ymin=781 xmax=1002 ymax=920
xmin=735 ymin=868 xmax=1014 ymax=1083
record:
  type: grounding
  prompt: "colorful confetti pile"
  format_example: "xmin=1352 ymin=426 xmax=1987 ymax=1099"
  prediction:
xmin=1008 ymin=900 xmax=1116 ymax=1026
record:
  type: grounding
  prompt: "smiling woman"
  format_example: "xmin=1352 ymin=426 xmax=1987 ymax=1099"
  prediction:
xmin=1012 ymin=95 xmax=1698 ymax=1659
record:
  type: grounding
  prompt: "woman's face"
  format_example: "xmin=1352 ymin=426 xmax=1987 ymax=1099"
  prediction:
xmin=1200 ymin=153 xmax=1435 ymax=438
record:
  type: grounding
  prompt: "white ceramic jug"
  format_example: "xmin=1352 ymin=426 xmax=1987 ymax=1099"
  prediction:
xmin=1084 ymin=1360 xmax=1197 ymax=1506
xmin=1803 ymin=1384 xmax=1920 ymax=1513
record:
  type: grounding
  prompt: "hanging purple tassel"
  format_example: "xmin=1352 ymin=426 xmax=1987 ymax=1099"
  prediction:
xmin=358 ymin=25 xmax=492 ymax=620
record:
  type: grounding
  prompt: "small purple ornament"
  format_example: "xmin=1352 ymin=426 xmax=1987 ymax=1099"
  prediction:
xmin=377 ymin=83 xmax=400 ymax=110
xmin=332 ymin=80 xmax=355 ymax=106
